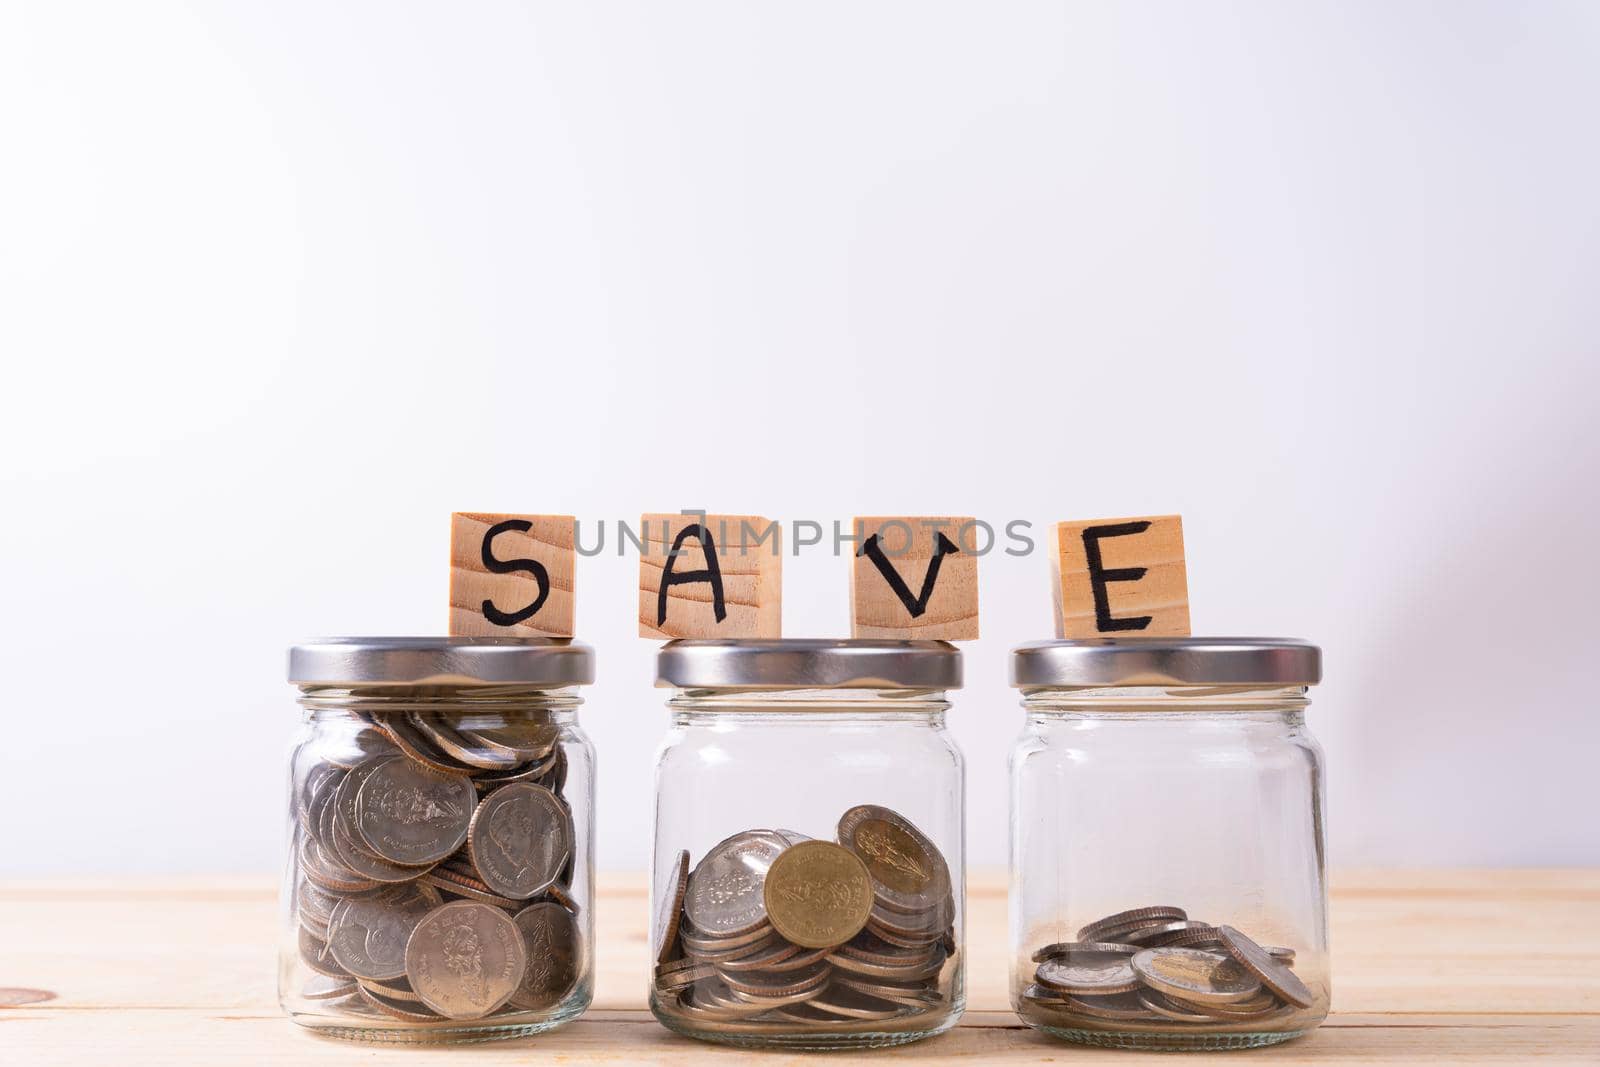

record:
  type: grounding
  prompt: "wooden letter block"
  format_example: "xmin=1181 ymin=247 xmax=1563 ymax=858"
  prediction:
xmin=850 ymin=516 xmax=980 ymax=641
xmin=1052 ymin=515 xmax=1190 ymax=638
xmin=638 ymin=513 xmax=782 ymax=639
xmin=449 ymin=513 xmax=576 ymax=637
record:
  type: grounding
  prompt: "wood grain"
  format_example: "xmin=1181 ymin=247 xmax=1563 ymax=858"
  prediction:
xmin=637 ymin=513 xmax=781 ymax=639
xmin=2 ymin=870 xmax=1596 ymax=1064
xmin=449 ymin=512 xmax=576 ymax=637
xmin=849 ymin=516 xmax=980 ymax=640
xmin=1052 ymin=514 xmax=1191 ymax=637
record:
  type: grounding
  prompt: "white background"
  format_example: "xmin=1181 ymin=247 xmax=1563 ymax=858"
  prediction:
xmin=2 ymin=2 xmax=1596 ymax=876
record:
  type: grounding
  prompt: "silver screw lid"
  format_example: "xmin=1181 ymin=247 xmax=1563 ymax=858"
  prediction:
xmin=1010 ymin=638 xmax=1320 ymax=689
xmin=288 ymin=637 xmax=595 ymax=687
xmin=656 ymin=639 xmax=962 ymax=691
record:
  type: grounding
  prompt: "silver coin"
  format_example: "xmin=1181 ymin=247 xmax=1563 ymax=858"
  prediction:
xmin=1078 ymin=905 xmax=1187 ymax=942
xmin=1218 ymin=925 xmax=1314 ymax=1008
xmin=683 ymin=831 xmax=786 ymax=938
xmin=1035 ymin=954 xmax=1140 ymax=995
xmin=655 ymin=849 xmax=690 ymax=965
xmin=355 ymin=756 xmax=476 ymax=866
xmin=466 ymin=782 xmax=571 ymax=899
xmin=507 ymin=901 xmax=581 ymax=1012
xmin=1131 ymin=946 xmax=1263 ymax=1006
xmin=325 ymin=890 xmax=432 ymax=981
xmin=404 ymin=901 xmax=527 ymax=1020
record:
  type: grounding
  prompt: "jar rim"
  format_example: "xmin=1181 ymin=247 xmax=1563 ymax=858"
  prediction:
xmin=1010 ymin=637 xmax=1320 ymax=688
xmin=656 ymin=639 xmax=962 ymax=691
xmin=287 ymin=636 xmax=595 ymax=687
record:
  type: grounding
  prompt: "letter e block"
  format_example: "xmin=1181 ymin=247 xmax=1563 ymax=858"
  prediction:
xmin=850 ymin=516 xmax=980 ymax=641
xmin=639 ymin=513 xmax=782 ymax=639
xmin=1052 ymin=515 xmax=1190 ymax=638
xmin=449 ymin=513 xmax=576 ymax=637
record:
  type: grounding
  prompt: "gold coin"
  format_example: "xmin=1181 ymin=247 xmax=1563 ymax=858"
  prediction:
xmin=762 ymin=840 xmax=874 ymax=949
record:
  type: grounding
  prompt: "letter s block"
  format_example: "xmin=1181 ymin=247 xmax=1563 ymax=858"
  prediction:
xmin=639 ymin=513 xmax=782 ymax=639
xmin=850 ymin=516 xmax=980 ymax=640
xmin=1052 ymin=515 xmax=1190 ymax=638
xmin=449 ymin=513 xmax=576 ymax=637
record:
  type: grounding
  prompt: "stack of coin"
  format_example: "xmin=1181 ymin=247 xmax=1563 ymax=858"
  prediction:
xmin=1022 ymin=906 xmax=1316 ymax=1030
xmin=292 ymin=711 xmax=583 ymax=1025
xmin=653 ymin=805 xmax=960 ymax=1034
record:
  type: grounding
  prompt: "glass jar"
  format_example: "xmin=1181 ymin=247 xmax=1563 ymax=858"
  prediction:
xmin=1008 ymin=639 xmax=1327 ymax=1051
xmin=648 ymin=639 xmax=966 ymax=1050
xmin=281 ymin=638 xmax=596 ymax=1042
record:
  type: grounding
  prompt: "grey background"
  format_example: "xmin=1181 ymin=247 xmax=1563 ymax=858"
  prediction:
xmin=2 ymin=1 xmax=1596 ymax=874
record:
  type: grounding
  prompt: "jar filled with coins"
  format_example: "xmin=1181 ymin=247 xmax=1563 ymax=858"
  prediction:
xmin=1009 ymin=638 xmax=1328 ymax=1051
xmin=281 ymin=638 xmax=595 ymax=1041
xmin=649 ymin=640 xmax=966 ymax=1050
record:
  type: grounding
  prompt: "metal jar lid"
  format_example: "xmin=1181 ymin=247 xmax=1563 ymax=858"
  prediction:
xmin=656 ymin=639 xmax=962 ymax=691
xmin=287 ymin=637 xmax=595 ymax=687
xmin=1009 ymin=638 xmax=1320 ymax=689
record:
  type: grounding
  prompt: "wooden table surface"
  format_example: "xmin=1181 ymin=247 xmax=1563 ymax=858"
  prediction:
xmin=2 ymin=869 xmax=1596 ymax=1064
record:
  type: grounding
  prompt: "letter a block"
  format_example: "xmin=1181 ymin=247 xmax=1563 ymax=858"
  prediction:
xmin=1052 ymin=515 xmax=1190 ymax=638
xmin=639 ymin=513 xmax=782 ymax=639
xmin=850 ymin=516 xmax=980 ymax=641
xmin=449 ymin=513 xmax=577 ymax=637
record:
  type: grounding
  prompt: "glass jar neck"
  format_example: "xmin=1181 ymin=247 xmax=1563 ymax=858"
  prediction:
xmin=1021 ymin=684 xmax=1308 ymax=721
xmin=668 ymin=686 xmax=949 ymax=726
xmin=297 ymin=684 xmax=582 ymax=722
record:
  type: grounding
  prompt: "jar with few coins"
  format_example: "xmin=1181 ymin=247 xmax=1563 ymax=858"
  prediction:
xmin=648 ymin=639 xmax=966 ymax=1050
xmin=1008 ymin=638 xmax=1328 ymax=1050
xmin=281 ymin=638 xmax=595 ymax=1041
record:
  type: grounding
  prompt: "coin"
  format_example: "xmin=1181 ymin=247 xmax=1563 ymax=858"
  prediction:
xmin=302 ymin=975 xmax=359 ymax=1001
xmin=508 ymin=901 xmax=581 ymax=1011
xmin=1217 ymin=925 xmax=1314 ymax=1008
xmin=762 ymin=841 xmax=874 ymax=949
xmin=1130 ymin=947 xmax=1262 ymax=1006
xmin=356 ymin=757 xmax=476 ymax=866
xmin=1121 ymin=920 xmax=1219 ymax=947
xmin=655 ymin=849 xmax=690 ymax=965
xmin=1137 ymin=988 xmax=1217 ymax=1022
xmin=404 ymin=900 xmax=528 ymax=1020
xmin=325 ymin=891 xmax=432 ymax=980
xmin=1078 ymin=905 xmax=1187 ymax=942
xmin=836 ymin=805 xmax=949 ymax=914
xmin=1030 ymin=941 xmax=1136 ymax=963
xmin=467 ymin=782 xmax=571 ymax=899
xmin=1060 ymin=992 xmax=1161 ymax=1022
xmin=684 ymin=831 xmax=786 ymax=938
xmin=1035 ymin=953 xmax=1140 ymax=995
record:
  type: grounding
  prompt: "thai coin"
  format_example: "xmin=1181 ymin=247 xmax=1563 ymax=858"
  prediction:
xmin=866 ymin=902 xmax=942 ymax=939
xmin=371 ymin=715 xmax=480 ymax=776
xmin=655 ymin=849 xmax=690 ymax=965
xmin=1078 ymin=905 xmax=1187 ymax=942
xmin=320 ymin=726 xmax=397 ymax=770
xmin=1021 ymin=982 xmax=1069 ymax=1003
xmin=1061 ymin=991 xmax=1162 ymax=1022
xmin=330 ymin=815 xmax=426 ymax=884
xmin=734 ymin=943 xmax=833 ymax=975
xmin=301 ymin=975 xmax=359 ymax=1001
xmin=421 ymin=869 xmax=524 ymax=910
xmin=1030 ymin=941 xmax=1136 ymax=964
xmin=655 ymin=963 xmax=716 ymax=992
xmin=864 ymin=917 xmax=942 ymax=950
xmin=325 ymin=892 xmax=432 ymax=981
xmin=1131 ymin=947 xmax=1262 ymax=1006
xmin=762 ymin=840 xmax=875 ymax=949
xmin=299 ymin=927 xmax=350 ymax=979
xmin=716 ymin=961 xmax=831 ymax=999
xmin=404 ymin=901 xmax=527 ymax=1020
xmin=460 ymin=722 xmax=559 ymax=762
xmin=1175 ymin=989 xmax=1281 ymax=1017
xmin=711 ymin=939 xmax=802 ymax=973
xmin=408 ymin=713 xmax=521 ymax=771
xmin=1138 ymin=988 xmax=1218 ymax=1022
xmin=1122 ymin=920 xmax=1219 ymax=947
xmin=471 ymin=760 xmax=546 ymax=792
xmin=542 ymin=882 xmax=579 ymax=916
xmin=683 ymin=831 xmax=785 ymax=938
xmin=1217 ymin=925 xmax=1314 ymax=1008
xmin=1267 ymin=945 xmax=1296 ymax=965
xmin=684 ymin=930 xmax=781 ymax=964
xmin=299 ymin=834 xmax=380 ymax=895
xmin=681 ymin=920 xmax=776 ymax=954
xmin=827 ymin=948 xmax=943 ymax=982
xmin=837 ymin=805 xmax=949 ymax=914
xmin=831 ymin=974 xmax=939 ymax=1008
xmin=838 ymin=932 xmax=940 ymax=967
xmin=805 ymin=989 xmax=909 ymax=1021
xmin=507 ymin=901 xmax=581 ymax=1011
xmin=358 ymin=978 xmax=425 ymax=1004
xmin=466 ymin=782 xmax=571 ymax=899
xmin=1034 ymin=953 xmax=1140 ymax=995
xmin=358 ymin=984 xmax=440 ymax=1022
xmin=355 ymin=757 xmax=475 ymax=865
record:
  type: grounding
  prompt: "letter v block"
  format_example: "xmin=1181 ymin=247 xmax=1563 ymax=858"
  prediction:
xmin=1052 ymin=515 xmax=1190 ymax=638
xmin=639 ymin=513 xmax=782 ymax=638
xmin=850 ymin=516 xmax=980 ymax=640
xmin=449 ymin=513 xmax=577 ymax=637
